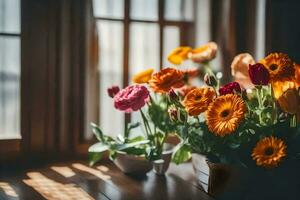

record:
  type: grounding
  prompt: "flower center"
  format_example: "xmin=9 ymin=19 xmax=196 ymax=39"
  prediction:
xmin=264 ymin=147 xmax=274 ymax=156
xmin=269 ymin=64 xmax=278 ymax=71
xmin=194 ymin=95 xmax=202 ymax=100
xmin=220 ymin=109 xmax=230 ymax=118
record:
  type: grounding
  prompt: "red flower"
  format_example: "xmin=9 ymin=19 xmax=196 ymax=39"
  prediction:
xmin=248 ymin=63 xmax=270 ymax=85
xmin=107 ymin=85 xmax=120 ymax=98
xmin=219 ymin=82 xmax=241 ymax=95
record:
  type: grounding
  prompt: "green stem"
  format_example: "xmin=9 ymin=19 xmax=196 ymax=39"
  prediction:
xmin=270 ymin=84 xmax=278 ymax=124
xmin=140 ymin=109 xmax=151 ymax=138
xmin=256 ymin=86 xmax=263 ymax=125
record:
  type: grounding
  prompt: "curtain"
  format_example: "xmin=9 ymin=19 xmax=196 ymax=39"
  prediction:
xmin=210 ymin=0 xmax=264 ymax=83
xmin=21 ymin=0 xmax=98 ymax=160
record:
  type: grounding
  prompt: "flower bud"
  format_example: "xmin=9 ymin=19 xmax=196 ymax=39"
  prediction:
xmin=204 ymin=73 xmax=217 ymax=87
xmin=219 ymin=82 xmax=241 ymax=95
xmin=107 ymin=85 xmax=120 ymax=98
xmin=168 ymin=106 xmax=186 ymax=122
xmin=248 ymin=63 xmax=270 ymax=85
xmin=168 ymin=89 xmax=178 ymax=101
xmin=168 ymin=107 xmax=178 ymax=122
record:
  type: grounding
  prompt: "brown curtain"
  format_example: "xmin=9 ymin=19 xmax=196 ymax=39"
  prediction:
xmin=210 ymin=0 xmax=258 ymax=83
xmin=21 ymin=0 xmax=98 ymax=162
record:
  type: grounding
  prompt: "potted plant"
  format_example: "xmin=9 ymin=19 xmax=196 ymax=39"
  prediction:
xmin=166 ymin=42 xmax=300 ymax=198
xmin=89 ymin=67 xmax=189 ymax=175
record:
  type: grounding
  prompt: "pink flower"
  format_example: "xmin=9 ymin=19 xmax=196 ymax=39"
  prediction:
xmin=114 ymin=85 xmax=149 ymax=113
xmin=219 ymin=82 xmax=242 ymax=95
xmin=231 ymin=53 xmax=255 ymax=89
xmin=107 ymin=85 xmax=120 ymax=98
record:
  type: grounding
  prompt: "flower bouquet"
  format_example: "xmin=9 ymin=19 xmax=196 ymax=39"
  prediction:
xmin=165 ymin=43 xmax=300 ymax=198
xmin=89 ymin=68 xmax=187 ymax=174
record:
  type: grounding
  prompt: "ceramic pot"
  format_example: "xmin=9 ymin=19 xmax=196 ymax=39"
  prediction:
xmin=191 ymin=153 xmax=239 ymax=196
xmin=153 ymin=143 xmax=174 ymax=175
xmin=113 ymin=151 xmax=152 ymax=174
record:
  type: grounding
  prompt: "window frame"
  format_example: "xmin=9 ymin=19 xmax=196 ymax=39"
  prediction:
xmin=93 ymin=0 xmax=196 ymax=137
xmin=0 ymin=6 xmax=22 ymax=158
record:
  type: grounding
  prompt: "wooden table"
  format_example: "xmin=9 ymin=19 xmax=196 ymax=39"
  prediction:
xmin=0 ymin=160 xmax=213 ymax=200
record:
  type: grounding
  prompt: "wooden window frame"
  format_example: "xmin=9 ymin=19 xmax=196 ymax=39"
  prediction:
xmin=93 ymin=0 xmax=196 ymax=137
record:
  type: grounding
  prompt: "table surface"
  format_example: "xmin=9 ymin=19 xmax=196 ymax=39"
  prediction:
xmin=0 ymin=160 xmax=214 ymax=200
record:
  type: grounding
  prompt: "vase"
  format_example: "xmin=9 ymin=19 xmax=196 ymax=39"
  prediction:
xmin=113 ymin=151 xmax=153 ymax=174
xmin=191 ymin=153 xmax=239 ymax=197
xmin=152 ymin=143 xmax=175 ymax=175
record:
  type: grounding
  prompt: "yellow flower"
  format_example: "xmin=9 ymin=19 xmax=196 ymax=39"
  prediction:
xmin=252 ymin=136 xmax=286 ymax=168
xmin=183 ymin=87 xmax=216 ymax=116
xmin=206 ymin=94 xmax=247 ymax=136
xmin=259 ymin=53 xmax=295 ymax=83
xmin=272 ymin=80 xmax=298 ymax=99
xmin=132 ymin=68 xmax=154 ymax=84
xmin=230 ymin=53 xmax=255 ymax=89
xmin=167 ymin=46 xmax=192 ymax=65
xmin=188 ymin=42 xmax=217 ymax=63
xmin=277 ymin=88 xmax=300 ymax=114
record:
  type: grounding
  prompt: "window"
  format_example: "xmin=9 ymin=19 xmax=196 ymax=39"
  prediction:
xmin=92 ymin=0 xmax=195 ymax=138
xmin=0 ymin=0 xmax=21 ymax=139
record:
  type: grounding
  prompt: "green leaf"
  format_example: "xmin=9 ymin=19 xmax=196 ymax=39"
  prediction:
xmin=116 ymin=134 xmax=125 ymax=143
xmin=88 ymin=142 xmax=109 ymax=153
xmin=128 ymin=122 xmax=140 ymax=130
xmin=172 ymin=143 xmax=191 ymax=164
xmin=228 ymin=143 xmax=240 ymax=149
xmin=128 ymin=136 xmax=146 ymax=143
xmin=121 ymin=147 xmax=146 ymax=155
xmin=91 ymin=122 xmax=105 ymax=142
xmin=115 ymin=140 xmax=149 ymax=151
xmin=88 ymin=152 xmax=102 ymax=166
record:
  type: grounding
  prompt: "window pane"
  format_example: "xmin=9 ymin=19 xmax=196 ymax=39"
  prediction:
xmin=129 ymin=22 xmax=160 ymax=78
xmin=97 ymin=21 xmax=124 ymax=137
xmin=93 ymin=0 xmax=124 ymax=19
xmin=130 ymin=0 xmax=158 ymax=21
xmin=163 ymin=26 xmax=180 ymax=66
xmin=0 ymin=0 xmax=20 ymax=33
xmin=0 ymin=36 xmax=20 ymax=139
xmin=164 ymin=0 xmax=194 ymax=21
xmin=129 ymin=22 xmax=159 ymax=137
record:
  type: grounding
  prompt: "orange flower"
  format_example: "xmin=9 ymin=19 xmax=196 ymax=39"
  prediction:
xmin=182 ymin=67 xmax=199 ymax=79
xmin=132 ymin=68 xmax=154 ymax=84
xmin=231 ymin=53 xmax=255 ymax=89
xmin=272 ymin=80 xmax=298 ymax=99
xmin=259 ymin=53 xmax=295 ymax=83
xmin=167 ymin=46 xmax=192 ymax=65
xmin=149 ymin=68 xmax=185 ymax=93
xmin=183 ymin=88 xmax=216 ymax=116
xmin=271 ymin=63 xmax=299 ymax=99
xmin=277 ymin=88 xmax=300 ymax=114
xmin=295 ymin=64 xmax=300 ymax=86
xmin=177 ymin=85 xmax=197 ymax=97
xmin=252 ymin=136 xmax=286 ymax=168
xmin=206 ymin=94 xmax=247 ymax=136
xmin=188 ymin=42 xmax=217 ymax=63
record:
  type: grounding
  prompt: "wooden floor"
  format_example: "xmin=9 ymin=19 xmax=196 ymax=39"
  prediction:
xmin=0 ymin=160 xmax=213 ymax=200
